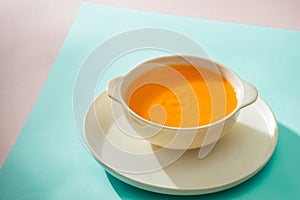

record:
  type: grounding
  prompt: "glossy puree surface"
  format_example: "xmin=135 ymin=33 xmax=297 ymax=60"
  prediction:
xmin=126 ymin=65 xmax=237 ymax=127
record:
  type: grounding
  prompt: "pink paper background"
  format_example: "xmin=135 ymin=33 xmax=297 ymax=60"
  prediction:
xmin=1 ymin=0 xmax=299 ymax=168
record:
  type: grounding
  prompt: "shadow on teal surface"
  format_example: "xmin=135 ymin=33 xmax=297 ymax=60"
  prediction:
xmin=106 ymin=123 xmax=300 ymax=199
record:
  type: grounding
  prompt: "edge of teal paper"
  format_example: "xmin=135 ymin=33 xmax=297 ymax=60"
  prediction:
xmin=1 ymin=2 xmax=299 ymax=199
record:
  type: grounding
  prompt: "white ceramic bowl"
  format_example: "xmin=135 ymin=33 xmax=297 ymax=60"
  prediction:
xmin=107 ymin=55 xmax=258 ymax=149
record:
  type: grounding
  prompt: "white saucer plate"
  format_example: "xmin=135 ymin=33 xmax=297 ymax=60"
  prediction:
xmin=84 ymin=92 xmax=278 ymax=195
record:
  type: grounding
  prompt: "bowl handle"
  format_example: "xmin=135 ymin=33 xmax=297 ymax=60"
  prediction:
xmin=240 ymin=80 xmax=258 ymax=109
xmin=107 ymin=76 xmax=123 ymax=104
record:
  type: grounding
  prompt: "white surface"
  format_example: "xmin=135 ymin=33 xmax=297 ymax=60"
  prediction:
xmin=84 ymin=92 xmax=278 ymax=195
xmin=107 ymin=55 xmax=258 ymax=150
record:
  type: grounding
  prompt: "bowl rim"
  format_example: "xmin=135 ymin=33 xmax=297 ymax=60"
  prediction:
xmin=116 ymin=55 xmax=246 ymax=131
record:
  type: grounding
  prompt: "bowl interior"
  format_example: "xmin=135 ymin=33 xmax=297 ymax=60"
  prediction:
xmin=118 ymin=56 xmax=243 ymax=129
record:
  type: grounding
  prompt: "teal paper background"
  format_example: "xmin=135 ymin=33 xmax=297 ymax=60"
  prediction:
xmin=1 ymin=2 xmax=300 ymax=199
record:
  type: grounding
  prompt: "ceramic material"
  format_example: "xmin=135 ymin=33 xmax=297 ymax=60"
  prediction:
xmin=107 ymin=55 xmax=258 ymax=149
xmin=84 ymin=92 xmax=277 ymax=195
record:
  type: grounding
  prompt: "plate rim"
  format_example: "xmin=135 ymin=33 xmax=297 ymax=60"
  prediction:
xmin=83 ymin=92 xmax=278 ymax=195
